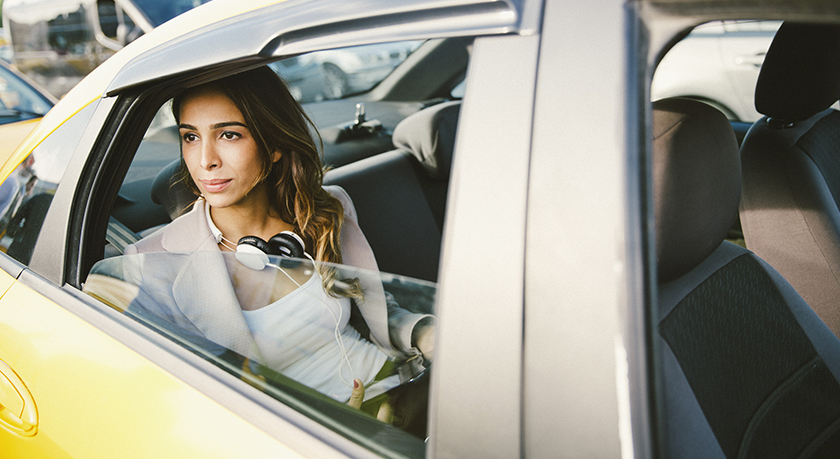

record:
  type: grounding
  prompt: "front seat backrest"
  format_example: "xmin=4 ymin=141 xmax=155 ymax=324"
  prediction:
xmin=654 ymin=98 xmax=840 ymax=458
xmin=739 ymin=22 xmax=840 ymax=337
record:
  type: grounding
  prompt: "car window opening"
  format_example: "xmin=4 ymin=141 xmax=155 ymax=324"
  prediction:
xmin=82 ymin=42 xmax=465 ymax=450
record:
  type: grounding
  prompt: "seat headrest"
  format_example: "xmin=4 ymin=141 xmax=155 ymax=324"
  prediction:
xmin=653 ymin=98 xmax=741 ymax=283
xmin=755 ymin=22 xmax=840 ymax=122
xmin=151 ymin=158 xmax=196 ymax=221
xmin=392 ymin=100 xmax=460 ymax=181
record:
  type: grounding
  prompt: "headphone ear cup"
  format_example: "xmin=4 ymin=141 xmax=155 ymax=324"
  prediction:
xmin=269 ymin=231 xmax=305 ymax=259
xmin=236 ymin=236 xmax=274 ymax=270
xmin=238 ymin=235 xmax=276 ymax=254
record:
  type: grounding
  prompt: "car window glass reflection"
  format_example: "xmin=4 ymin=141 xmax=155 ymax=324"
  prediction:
xmin=84 ymin=253 xmax=434 ymax=442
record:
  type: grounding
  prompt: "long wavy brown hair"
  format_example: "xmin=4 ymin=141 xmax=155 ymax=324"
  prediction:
xmin=172 ymin=66 xmax=359 ymax=298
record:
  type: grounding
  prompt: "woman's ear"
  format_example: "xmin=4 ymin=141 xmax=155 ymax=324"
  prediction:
xmin=272 ymin=150 xmax=283 ymax=163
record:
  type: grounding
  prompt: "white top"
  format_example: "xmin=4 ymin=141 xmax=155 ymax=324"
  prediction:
xmin=241 ymin=273 xmax=389 ymax=400
xmin=205 ymin=204 xmax=392 ymax=401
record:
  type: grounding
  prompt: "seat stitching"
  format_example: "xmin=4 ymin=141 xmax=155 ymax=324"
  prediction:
xmin=736 ymin=355 xmax=820 ymax=459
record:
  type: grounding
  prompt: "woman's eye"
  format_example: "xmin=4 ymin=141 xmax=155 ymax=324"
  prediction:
xmin=182 ymin=132 xmax=198 ymax=142
xmin=221 ymin=131 xmax=241 ymax=140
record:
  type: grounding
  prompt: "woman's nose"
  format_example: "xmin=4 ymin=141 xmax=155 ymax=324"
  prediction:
xmin=199 ymin=141 xmax=220 ymax=170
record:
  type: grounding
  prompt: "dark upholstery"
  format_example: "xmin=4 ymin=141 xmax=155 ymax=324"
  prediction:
xmin=755 ymin=23 xmax=840 ymax=123
xmin=653 ymin=98 xmax=741 ymax=283
xmin=740 ymin=22 xmax=840 ymax=337
xmin=151 ymin=158 xmax=195 ymax=221
xmin=654 ymin=98 xmax=840 ymax=458
xmin=325 ymin=101 xmax=459 ymax=282
xmin=392 ymin=100 xmax=460 ymax=181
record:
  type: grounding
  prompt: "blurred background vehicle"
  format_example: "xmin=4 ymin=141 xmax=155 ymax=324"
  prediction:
xmin=1 ymin=0 xmax=212 ymax=97
xmin=0 ymin=58 xmax=55 ymax=260
xmin=271 ymin=41 xmax=424 ymax=103
xmin=651 ymin=20 xmax=781 ymax=121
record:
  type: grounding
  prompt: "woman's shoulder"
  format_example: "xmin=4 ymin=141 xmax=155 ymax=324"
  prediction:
xmin=126 ymin=201 xmax=209 ymax=254
xmin=323 ymin=185 xmax=356 ymax=220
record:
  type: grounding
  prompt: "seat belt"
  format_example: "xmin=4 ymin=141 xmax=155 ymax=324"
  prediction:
xmin=106 ymin=216 xmax=140 ymax=254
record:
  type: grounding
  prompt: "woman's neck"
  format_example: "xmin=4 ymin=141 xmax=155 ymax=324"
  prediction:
xmin=209 ymin=200 xmax=295 ymax=245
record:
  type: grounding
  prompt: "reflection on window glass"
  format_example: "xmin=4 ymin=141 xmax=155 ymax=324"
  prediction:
xmin=0 ymin=101 xmax=98 ymax=265
xmin=271 ymin=41 xmax=424 ymax=102
xmin=85 ymin=254 xmax=433 ymax=456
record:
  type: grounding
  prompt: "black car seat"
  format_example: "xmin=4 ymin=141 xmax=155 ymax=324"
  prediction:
xmin=151 ymin=158 xmax=196 ymax=222
xmin=739 ymin=22 xmax=840 ymax=337
xmin=653 ymin=98 xmax=840 ymax=458
xmin=324 ymin=100 xmax=460 ymax=282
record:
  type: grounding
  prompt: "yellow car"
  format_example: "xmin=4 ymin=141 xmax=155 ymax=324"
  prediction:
xmin=0 ymin=59 xmax=55 ymax=162
xmin=2 ymin=0 xmax=840 ymax=458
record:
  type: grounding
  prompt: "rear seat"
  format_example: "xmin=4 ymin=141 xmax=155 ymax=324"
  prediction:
xmin=325 ymin=100 xmax=460 ymax=282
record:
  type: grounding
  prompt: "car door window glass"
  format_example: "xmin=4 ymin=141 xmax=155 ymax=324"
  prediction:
xmin=84 ymin=253 xmax=433 ymax=456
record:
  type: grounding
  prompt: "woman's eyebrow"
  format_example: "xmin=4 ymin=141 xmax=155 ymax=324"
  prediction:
xmin=177 ymin=121 xmax=248 ymax=130
xmin=212 ymin=121 xmax=248 ymax=129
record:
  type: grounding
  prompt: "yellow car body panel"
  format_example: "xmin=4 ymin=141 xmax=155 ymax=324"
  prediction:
xmin=0 ymin=118 xmax=42 ymax=164
xmin=0 ymin=268 xmax=16 ymax=298
xmin=0 ymin=281 xmax=304 ymax=458
xmin=0 ymin=0 xmax=287 ymax=183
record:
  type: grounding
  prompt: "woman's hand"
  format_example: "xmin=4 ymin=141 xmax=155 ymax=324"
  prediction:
xmin=347 ymin=378 xmax=394 ymax=423
xmin=347 ymin=379 xmax=365 ymax=409
xmin=413 ymin=324 xmax=435 ymax=361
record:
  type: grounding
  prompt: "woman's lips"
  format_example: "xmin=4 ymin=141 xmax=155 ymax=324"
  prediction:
xmin=201 ymin=179 xmax=231 ymax=193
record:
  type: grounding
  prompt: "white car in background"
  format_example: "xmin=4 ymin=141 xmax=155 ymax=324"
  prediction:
xmin=652 ymin=20 xmax=781 ymax=121
xmin=274 ymin=41 xmax=424 ymax=102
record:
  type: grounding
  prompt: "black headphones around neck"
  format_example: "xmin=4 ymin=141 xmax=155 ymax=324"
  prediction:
xmin=235 ymin=231 xmax=306 ymax=270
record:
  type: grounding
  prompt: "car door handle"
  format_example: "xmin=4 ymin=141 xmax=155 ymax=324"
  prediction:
xmin=0 ymin=359 xmax=38 ymax=436
xmin=735 ymin=52 xmax=766 ymax=68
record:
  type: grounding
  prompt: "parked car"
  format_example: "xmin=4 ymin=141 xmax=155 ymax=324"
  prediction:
xmin=0 ymin=59 xmax=56 ymax=248
xmin=1 ymin=0 xmax=212 ymax=97
xmin=0 ymin=58 xmax=55 ymax=132
xmin=272 ymin=41 xmax=423 ymax=103
xmin=651 ymin=20 xmax=781 ymax=121
xmin=1 ymin=0 xmax=840 ymax=458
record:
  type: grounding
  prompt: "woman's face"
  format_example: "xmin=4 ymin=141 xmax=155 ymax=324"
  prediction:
xmin=178 ymin=87 xmax=280 ymax=210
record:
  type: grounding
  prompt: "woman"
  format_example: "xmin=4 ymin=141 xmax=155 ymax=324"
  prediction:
xmin=109 ymin=66 xmax=433 ymax=405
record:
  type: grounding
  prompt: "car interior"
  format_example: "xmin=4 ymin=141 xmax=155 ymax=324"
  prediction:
xmin=739 ymin=22 xmax=840 ymax=338
xmin=653 ymin=20 xmax=840 ymax=457
xmin=653 ymin=97 xmax=840 ymax=457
